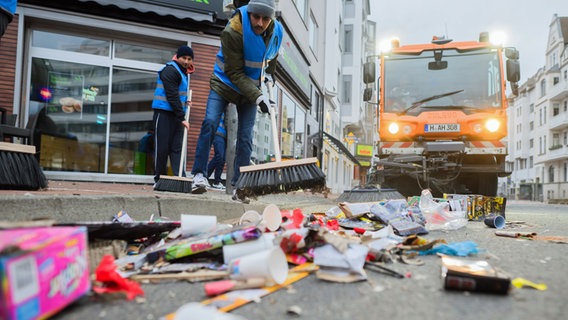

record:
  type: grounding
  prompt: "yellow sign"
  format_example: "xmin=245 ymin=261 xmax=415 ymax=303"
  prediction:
xmin=356 ymin=144 xmax=373 ymax=157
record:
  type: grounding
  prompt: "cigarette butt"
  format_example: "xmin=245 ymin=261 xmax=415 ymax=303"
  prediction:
xmin=204 ymin=278 xmax=266 ymax=296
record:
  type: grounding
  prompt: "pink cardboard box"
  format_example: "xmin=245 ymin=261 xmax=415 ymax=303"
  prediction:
xmin=0 ymin=227 xmax=90 ymax=320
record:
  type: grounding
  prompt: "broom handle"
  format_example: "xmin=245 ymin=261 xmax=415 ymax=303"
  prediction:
xmin=266 ymin=81 xmax=282 ymax=163
xmin=178 ymin=85 xmax=192 ymax=177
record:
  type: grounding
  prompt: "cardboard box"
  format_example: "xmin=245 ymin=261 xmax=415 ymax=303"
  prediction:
xmin=444 ymin=194 xmax=506 ymax=221
xmin=0 ymin=227 xmax=91 ymax=320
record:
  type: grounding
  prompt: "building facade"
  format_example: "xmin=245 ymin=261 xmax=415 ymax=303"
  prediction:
xmin=506 ymin=14 xmax=568 ymax=203
xmin=1 ymin=0 xmax=370 ymax=193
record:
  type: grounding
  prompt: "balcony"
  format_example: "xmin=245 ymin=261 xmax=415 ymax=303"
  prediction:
xmin=548 ymin=81 xmax=568 ymax=101
xmin=547 ymin=144 xmax=568 ymax=161
xmin=549 ymin=112 xmax=568 ymax=130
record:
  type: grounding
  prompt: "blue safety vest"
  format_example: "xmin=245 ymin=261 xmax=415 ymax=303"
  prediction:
xmin=151 ymin=61 xmax=188 ymax=112
xmin=213 ymin=5 xmax=283 ymax=93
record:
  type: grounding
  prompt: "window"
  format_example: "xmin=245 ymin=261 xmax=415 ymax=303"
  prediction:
xmin=540 ymin=79 xmax=546 ymax=97
xmin=529 ymin=138 xmax=533 ymax=148
xmin=344 ymin=24 xmax=353 ymax=53
xmin=553 ymin=103 xmax=560 ymax=116
xmin=342 ymin=75 xmax=352 ymax=103
xmin=549 ymin=166 xmax=554 ymax=183
xmin=565 ymin=132 xmax=568 ymax=145
xmin=564 ymin=101 xmax=567 ymax=112
xmin=553 ymin=77 xmax=560 ymax=85
xmin=293 ymin=0 xmax=307 ymax=20
xmin=529 ymin=103 xmax=534 ymax=113
xmin=308 ymin=12 xmax=318 ymax=55
xmin=529 ymin=121 xmax=534 ymax=130
xmin=529 ymin=156 xmax=533 ymax=168
xmin=29 ymin=29 xmax=175 ymax=175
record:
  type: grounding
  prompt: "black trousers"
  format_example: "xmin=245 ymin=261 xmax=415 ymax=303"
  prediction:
xmin=153 ymin=109 xmax=185 ymax=183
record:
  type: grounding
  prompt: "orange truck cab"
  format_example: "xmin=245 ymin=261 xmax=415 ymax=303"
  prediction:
xmin=363 ymin=33 xmax=520 ymax=196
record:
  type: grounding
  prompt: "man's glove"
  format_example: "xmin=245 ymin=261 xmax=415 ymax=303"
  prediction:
xmin=256 ymin=94 xmax=272 ymax=114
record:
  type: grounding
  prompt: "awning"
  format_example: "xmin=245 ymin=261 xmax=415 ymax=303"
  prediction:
xmin=76 ymin=0 xmax=221 ymax=22
xmin=322 ymin=131 xmax=361 ymax=166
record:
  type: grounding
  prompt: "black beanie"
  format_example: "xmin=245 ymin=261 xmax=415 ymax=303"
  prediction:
xmin=176 ymin=45 xmax=194 ymax=59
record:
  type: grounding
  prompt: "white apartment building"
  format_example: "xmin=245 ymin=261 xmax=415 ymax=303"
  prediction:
xmin=507 ymin=14 xmax=568 ymax=203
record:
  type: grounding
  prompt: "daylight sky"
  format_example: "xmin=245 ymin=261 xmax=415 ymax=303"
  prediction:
xmin=371 ymin=0 xmax=568 ymax=84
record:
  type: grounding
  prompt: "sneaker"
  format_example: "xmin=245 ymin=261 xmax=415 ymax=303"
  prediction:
xmin=192 ymin=173 xmax=210 ymax=188
xmin=191 ymin=173 xmax=209 ymax=194
xmin=209 ymin=182 xmax=226 ymax=190
xmin=232 ymin=189 xmax=250 ymax=204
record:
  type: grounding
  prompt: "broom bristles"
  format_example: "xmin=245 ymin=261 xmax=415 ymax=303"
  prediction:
xmin=0 ymin=142 xmax=47 ymax=190
xmin=235 ymin=158 xmax=327 ymax=198
xmin=154 ymin=175 xmax=193 ymax=193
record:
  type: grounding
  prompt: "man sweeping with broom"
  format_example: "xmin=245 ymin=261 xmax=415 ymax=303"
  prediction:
xmin=152 ymin=45 xmax=200 ymax=193
xmin=190 ymin=0 xmax=282 ymax=202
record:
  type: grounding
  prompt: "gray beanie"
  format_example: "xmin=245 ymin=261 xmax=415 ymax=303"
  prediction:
xmin=248 ymin=0 xmax=275 ymax=18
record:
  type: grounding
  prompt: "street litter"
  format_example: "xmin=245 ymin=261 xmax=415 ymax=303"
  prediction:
xmin=1 ymin=190 xmax=541 ymax=319
xmin=511 ymin=277 xmax=548 ymax=291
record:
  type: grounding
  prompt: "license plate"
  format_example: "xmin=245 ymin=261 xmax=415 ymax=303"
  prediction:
xmin=425 ymin=124 xmax=460 ymax=132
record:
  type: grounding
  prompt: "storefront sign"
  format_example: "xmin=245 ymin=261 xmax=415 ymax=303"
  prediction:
xmin=279 ymin=29 xmax=310 ymax=99
xmin=137 ymin=0 xmax=224 ymax=14
xmin=356 ymin=144 xmax=373 ymax=157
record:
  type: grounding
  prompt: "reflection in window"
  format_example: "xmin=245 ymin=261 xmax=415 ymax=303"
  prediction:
xmin=30 ymin=58 xmax=109 ymax=172
xmin=110 ymin=68 xmax=156 ymax=174
xmin=115 ymin=42 xmax=175 ymax=64
xmin=32 ymin=30 xmax=110 ymax=56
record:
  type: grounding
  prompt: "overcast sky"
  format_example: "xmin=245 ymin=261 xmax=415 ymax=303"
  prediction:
xmin=370 ymin=0 xmax=568 ymax=84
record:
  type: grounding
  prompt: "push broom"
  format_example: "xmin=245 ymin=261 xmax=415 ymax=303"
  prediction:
xmin=234 ymin=82 xmax=327 ymax=199
xmin=0 ymin=142 xmax=47 ymax=190
xmin=154 ymin=86 xmax=196 ymax=193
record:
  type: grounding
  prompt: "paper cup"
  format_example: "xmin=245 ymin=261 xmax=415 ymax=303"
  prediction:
xmin=262 ymin=204 xmax=282 ymax=231
xmin=239 ymin=210 xmax=262 ymax=226
xmin=484 ymin=215 xmax=505 ymax=229
xmin=223 ymin=233 xmax=276 ymax=264
xmin=229 ymin=247 xmax=288 ymax=284
xmin=181 ymin=214 xmax=217 ymax=237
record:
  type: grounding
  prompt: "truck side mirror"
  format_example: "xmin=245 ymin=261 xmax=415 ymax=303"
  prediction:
xmin=505 ymin=47 xmax=519 ymax=60
xmin=506 ymin=59 xmax=520 ymax=83
xmin=363 ymin=62 xmax=376 ymax=84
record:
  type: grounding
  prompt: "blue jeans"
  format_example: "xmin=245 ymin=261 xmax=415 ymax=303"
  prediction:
xmin=207 ymin=134 xmax=226 ymax=184
xmin=192 ymin=90 xmax=257 ymax=186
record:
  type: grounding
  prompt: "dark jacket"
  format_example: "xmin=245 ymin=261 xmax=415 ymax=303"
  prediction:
xmin=159 ymin=62 xmax=187 ymax=122
xmin=210 ymin=10 xmax=279 ymax=105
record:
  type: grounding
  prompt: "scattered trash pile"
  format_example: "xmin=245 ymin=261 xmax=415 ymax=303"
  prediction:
xmin=0 ymin=190 xmax=556 ymax=320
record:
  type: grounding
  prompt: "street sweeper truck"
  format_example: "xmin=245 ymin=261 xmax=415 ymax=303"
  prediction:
xmin=363 ymin=32 xmax=520 ymax=197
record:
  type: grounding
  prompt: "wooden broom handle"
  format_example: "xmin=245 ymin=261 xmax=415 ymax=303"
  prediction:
xmin=266 ymin=81 xmax=282 ymax=163
xmin=179 ymin=88 xmax=191 ymax=177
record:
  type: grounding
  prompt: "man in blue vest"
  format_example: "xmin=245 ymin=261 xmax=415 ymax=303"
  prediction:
xmin=151 ymin=45 xmax=198 ymax=191
xmin=206 ymin=113 xmax=227 ymax=190
xmin=190 ymin=0 xmax=282 ymax=202
xmin=0 ymin=0 xmax=17 ymax=38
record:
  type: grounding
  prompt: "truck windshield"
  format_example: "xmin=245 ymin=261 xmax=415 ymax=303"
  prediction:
xmin=383 ymin=49 xmax=502 ymax=115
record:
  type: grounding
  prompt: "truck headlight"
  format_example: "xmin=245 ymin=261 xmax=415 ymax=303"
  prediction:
xmin=485 ymin=119 xmax=500 ymax=132
xmin=388 ymin=122 xmax=399 ymax=134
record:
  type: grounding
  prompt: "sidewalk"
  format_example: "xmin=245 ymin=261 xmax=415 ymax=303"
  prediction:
xmin=0 ymin=180 xmax=338 ymax=223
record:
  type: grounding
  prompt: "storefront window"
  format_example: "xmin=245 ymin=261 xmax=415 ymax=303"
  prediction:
xmin=29 ymin=29 xmax=177 ymax=176
xmin=280 ymin=91 xmax=306 ymax=159
xmin=109 ymin=68 xmax=156 ymax=174
xmin=30 ymin=58 xmax=109 ymax=172
xmin=32 ymin=31 xmax=110 ymax=56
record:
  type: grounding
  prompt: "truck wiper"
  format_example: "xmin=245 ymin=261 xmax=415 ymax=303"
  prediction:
xmin=397 ymin=89 xmax=464 ymax=115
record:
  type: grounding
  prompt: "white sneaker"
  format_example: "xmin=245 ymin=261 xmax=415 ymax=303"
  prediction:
xmin=192 ymin=173 xmax=210 ymax=188
xmin=209 ymin=182 xmax=226 ymax=190
xmin=191 ymin=173 xmax=209 ymax=194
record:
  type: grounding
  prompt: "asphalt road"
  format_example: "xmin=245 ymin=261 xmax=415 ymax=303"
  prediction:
xmin=51 ymin=201 xmax=568 ymax=320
